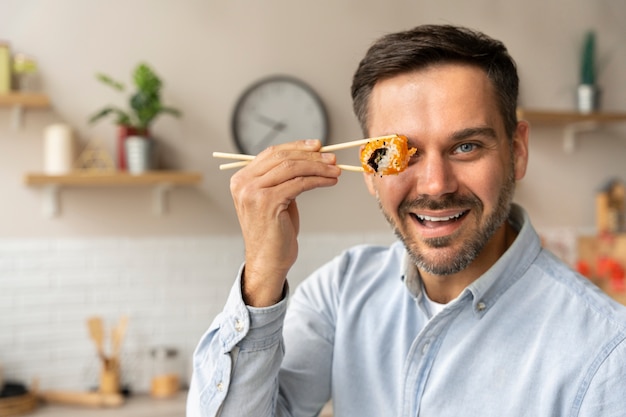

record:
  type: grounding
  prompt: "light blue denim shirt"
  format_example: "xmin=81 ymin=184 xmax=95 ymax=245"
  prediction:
xmin=187 ymin=204 xmax=626 ymax=417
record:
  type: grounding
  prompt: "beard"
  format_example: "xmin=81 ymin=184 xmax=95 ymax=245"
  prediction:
xmin=379 ymin=163 xmax=516 ymax=276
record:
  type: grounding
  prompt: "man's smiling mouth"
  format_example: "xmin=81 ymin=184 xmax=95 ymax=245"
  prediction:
xmin=413 ymin=210 xmax=469 ymax=224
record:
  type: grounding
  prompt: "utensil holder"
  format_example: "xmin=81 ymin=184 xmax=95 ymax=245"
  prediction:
xmin=99 ymin=364 xmax=120 ymax=395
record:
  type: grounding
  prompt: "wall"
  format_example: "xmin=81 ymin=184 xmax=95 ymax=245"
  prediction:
xmin=0 ymin=0 xmax=625 ymax=392
xmin=0 ymin=0 xmax=625 ymax=236
xmin=0 ymin=233 xmax=395 ymax=392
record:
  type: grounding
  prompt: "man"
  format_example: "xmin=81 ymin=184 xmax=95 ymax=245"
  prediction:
xmin=188 ymin=25 xmax=626 ymax=416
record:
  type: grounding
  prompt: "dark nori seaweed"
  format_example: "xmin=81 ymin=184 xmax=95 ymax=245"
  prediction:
xmin=367 ymin=147 xmax=387 ymax=172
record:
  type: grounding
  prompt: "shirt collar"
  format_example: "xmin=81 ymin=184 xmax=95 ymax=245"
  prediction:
xmin=402 ymin=204 xmax=543 ymax=317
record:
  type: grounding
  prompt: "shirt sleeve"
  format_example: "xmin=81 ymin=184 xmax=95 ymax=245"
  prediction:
xmin=575 ymin=334 xmax=626 ymax=416
xmin=186 ymin=264 xmax=288 ymax=417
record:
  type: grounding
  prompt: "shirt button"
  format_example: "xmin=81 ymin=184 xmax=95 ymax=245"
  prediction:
xmin=216 ymin=382 xmax=224 ymax=392
xmin=476 ymin=301 xmax=486 ymax=312
xmin=234 ymin=318 xmax=244 ymax=332
xmin=422 ymin=341 xmax=431 ymax=354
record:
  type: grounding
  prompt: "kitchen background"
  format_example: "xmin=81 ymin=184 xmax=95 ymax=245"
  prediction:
xmin=1 ymin=0 xmax=625 ymax=396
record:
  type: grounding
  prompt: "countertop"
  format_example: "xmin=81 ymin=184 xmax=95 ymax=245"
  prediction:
xmin=32 ymin=392 xmax=186 ymax=417
xmin=29 ymin=393 xmax=333 ymax=417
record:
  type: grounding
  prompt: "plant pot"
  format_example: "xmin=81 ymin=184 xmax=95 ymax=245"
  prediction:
xmin=118 ymin=125 xmax=148 ymax=171
xmin=125 ymin=136 xmax=154 ymax=174
xmin=577 ymin=84 xmax=600 ymax=114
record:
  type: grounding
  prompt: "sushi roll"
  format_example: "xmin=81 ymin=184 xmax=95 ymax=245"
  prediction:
xmin=360 ymin=134 xmax=416 ymax=175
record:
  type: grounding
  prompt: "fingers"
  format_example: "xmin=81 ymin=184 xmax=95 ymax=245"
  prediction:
xmin=231 ymin=139 xmax=341 ymax=205
xmin=251 ymin=139 xmax=340 ymax=180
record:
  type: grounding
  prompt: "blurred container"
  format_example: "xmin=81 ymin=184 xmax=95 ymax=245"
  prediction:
xmin=0 ymin=41 xmax=10 ymax=93
xmin=149 ymin=347 xmax=181 ymax=398
xmin=125 ymin=136 xmax=154 ymax=174
xmin=43 ymin=124 xmax=75 ymax=174
xmin=12 ymin=53 xmax=40 ymax=92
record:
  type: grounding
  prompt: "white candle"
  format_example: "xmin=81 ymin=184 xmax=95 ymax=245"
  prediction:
xmin=44 ymin=123 xmax=75 ymax=174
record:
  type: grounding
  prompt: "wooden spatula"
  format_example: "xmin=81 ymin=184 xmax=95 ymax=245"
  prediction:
xmin=87 ymin=316 xmax=106 ymax=362
xmin=111 ymin=315 xmax=128 ymax=361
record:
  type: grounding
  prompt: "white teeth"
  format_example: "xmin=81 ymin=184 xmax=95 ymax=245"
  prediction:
xmin=417 ymin=212 xmax=464 ymax=222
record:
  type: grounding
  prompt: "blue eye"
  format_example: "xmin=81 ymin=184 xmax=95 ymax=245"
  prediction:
xmin=456 ymin=143 xmax=476 ymax=153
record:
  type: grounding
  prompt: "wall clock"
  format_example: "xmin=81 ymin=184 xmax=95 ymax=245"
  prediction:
xmin=231 ymin=75 xmax=329 ymax=155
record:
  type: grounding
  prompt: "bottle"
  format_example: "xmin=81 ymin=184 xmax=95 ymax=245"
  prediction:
xmin=0 ymin=41 xmax=11 ymax=93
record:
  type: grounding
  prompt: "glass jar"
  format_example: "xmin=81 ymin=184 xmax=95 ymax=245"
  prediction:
xmin=149 ymin=346 xmax=181 ymax=398
xmin=12 ymin=53 xmax=40 ymax=92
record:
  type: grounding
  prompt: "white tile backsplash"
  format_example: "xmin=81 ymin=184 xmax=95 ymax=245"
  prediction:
xmin=0 ymin=233 xmax=395 ymax=393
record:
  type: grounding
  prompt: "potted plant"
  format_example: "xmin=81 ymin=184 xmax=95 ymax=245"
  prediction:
xmin=89 ymin=62 xmax=182 ymax=172
xmin=577 ymin=30 xmax=600 ymax=114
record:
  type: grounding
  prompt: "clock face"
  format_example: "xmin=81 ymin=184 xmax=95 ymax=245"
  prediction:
xmin=231 ymin=75 xmax=329 ymax=155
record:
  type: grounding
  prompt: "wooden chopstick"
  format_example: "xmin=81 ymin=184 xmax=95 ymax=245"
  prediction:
xmin=319 ymin=134 xmax=398 ymax=152
xmin=336 ymin=164 xmax=364 ymax=172
xmin=212 ymin=152 xmax=255 ymax=161
xmin=218 ymin=160 xmax=363 ymax=171
xmin=218 ymin=160 xmax=252 ymax=170
xmin=213 ymin=134 xmax=398 ymax=171
xmin=213 ymin=134 xmax=398 ymax=162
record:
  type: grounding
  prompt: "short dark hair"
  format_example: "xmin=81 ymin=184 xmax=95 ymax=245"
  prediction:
xmin=351 ymin=24 xmax=519 ymax=139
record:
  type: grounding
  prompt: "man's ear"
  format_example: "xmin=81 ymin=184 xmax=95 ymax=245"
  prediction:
xmin=363 ymin=172 xmax=377 ymax=196
xmin=512 ymin=120 xmax=529 ymax=181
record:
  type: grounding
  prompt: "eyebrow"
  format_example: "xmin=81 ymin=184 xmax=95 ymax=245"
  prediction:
xmin=450 ymin=126 xmax=498 ymax=142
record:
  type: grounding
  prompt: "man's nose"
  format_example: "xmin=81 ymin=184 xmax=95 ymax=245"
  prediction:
xmin=414 ymin=154 xmax=458 ymax=198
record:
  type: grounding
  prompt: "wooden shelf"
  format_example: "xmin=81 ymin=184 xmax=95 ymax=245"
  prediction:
xmin=517 ymin=108 xmax=626 ymax=152
xmin=24 ymin=171 xmax=202 ymax=186
xmin=0 ymin=92 xmax=50 ymax=107
xmin=0 ymin=92 xmax=51 ymax=129
xmin=517 ymin=108 xmax=626 ymax=125
xmin=24 ymin=171 xmax=203 ymax=217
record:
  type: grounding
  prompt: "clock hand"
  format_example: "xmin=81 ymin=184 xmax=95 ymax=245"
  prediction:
xmin=256 ymin=113 xmax=285 ymax=129
xmin=256 ymin=120 xmax=287 ymax=151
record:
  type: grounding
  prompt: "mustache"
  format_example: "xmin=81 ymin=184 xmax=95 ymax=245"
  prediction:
xmin=399 ymin=193 xmax=482 ymax=213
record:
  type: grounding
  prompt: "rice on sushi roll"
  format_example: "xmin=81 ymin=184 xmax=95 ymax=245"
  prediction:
xmin=360 ymin=134 xmax=416 ymax=176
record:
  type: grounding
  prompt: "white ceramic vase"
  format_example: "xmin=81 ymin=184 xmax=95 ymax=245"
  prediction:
xmin=125 ymin=135 xmax=154 ymax=174
xmin=577 ymin=84 xmax=600 ymax=114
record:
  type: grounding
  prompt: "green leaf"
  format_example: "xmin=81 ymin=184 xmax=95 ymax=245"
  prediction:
xmin=160 ymin=106 xmax=182 ymax=117
xmin=580 ymin=31 xmax=596 ymax=85
xmin=133 ymin=63 xmax=161 ymax=93
xmin=88 ymin=106 xmax=131 ymax=126
xmin=95 ymin=73 xmax=125 ymax=91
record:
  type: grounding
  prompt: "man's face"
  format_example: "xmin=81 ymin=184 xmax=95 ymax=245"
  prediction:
xmin=364 ymin=64 xmax=528 ymax=276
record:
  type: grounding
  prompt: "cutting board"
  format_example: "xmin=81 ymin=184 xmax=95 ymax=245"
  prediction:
xmin=39 ymin=391 xmax=123 ymax=408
